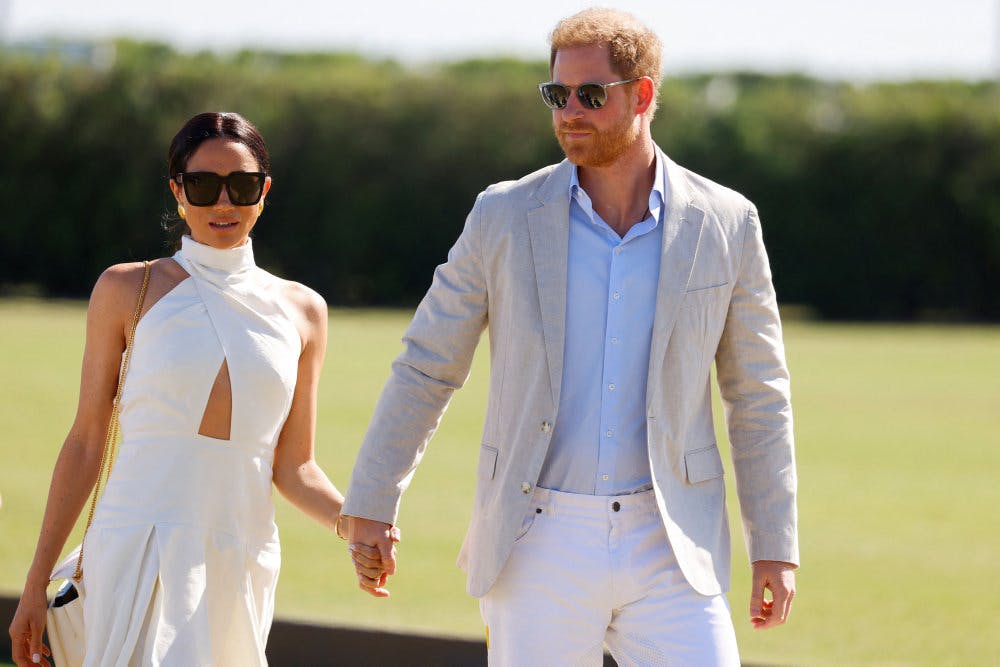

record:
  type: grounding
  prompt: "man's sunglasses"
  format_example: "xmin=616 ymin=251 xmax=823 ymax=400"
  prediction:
xmin=175 ymin=171 xmax=267 ymax=207
xmin=538 ymin=78 xmax=641 ymax=110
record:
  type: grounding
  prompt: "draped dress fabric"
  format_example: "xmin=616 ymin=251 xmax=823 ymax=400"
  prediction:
xmin=82 ymin=236 xmax=301 ymax=666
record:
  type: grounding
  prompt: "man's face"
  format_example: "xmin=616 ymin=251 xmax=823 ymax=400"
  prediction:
xmin=550 ymin=44 xmax=641 ymax=168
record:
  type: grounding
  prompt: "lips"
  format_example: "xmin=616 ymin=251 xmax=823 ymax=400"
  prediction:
xmin=210 ymin=221 xmax=238 ymax=229
xmin=559 ymin=125 xmax=592 ymax=140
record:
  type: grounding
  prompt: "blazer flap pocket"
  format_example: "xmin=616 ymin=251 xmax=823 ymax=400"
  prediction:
xmin=680 ymin=282 xmax=730 ymax=310
xmin=478 ymin=444 xmax=499 ymax=480
xmin=685 ymin=444 xmax=724 ymax=484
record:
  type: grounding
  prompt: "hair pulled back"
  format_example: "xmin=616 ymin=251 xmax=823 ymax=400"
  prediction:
xmin=167 ymin=111 xmax=270 ymax=178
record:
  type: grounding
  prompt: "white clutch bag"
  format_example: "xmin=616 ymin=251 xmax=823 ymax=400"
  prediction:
xmin=47 ymin=545 xmax=86 ymax=667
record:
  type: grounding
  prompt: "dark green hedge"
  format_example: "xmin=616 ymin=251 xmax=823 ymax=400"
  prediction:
xmin=3 ymin=42 xmax=998 ymax=320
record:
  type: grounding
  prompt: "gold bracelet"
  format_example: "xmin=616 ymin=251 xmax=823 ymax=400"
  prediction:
xmin=335 ymin=513 xmax=348 ymax=540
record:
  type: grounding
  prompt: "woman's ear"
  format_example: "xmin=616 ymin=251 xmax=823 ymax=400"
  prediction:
xmin=169 ymin=177 xmax=183 ymax=203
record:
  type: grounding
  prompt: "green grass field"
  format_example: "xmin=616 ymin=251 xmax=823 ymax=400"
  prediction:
xmin=1 ymin=299 xmax=998 ymax=666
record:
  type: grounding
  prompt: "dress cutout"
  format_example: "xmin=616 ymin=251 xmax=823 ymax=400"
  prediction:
xmin=198 ymin=359 xmax=232 ymax=440
xmin=82 ymin=236 xmax=301 ymax=666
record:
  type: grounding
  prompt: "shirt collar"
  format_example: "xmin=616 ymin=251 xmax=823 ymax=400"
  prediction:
xmin=569 ymin=150 xmax=666 ymax=227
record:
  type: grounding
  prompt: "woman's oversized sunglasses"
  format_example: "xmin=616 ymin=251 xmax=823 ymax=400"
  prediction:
xmin=537 ymin=78 xmax=640 ymax=110
xmin=175 ymin=171 xmax=267 ymax=207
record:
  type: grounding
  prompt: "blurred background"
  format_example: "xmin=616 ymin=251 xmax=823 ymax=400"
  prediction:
xmin=1 ymin=1 xmax=999 ymax=665
xmin=2 ymin=0 xmax=999 ymax=317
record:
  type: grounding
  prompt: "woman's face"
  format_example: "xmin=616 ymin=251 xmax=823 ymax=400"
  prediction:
xmin=169 ymin=138 xmax=272 ymax=249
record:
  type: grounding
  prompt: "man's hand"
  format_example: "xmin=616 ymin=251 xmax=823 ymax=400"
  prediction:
xmin=749 ymin=560 xmax=796 ymax=630
xmin=346 ymin=516 xmax=401 ymax=598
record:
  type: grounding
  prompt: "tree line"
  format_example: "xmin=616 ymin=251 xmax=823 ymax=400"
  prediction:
xmin=2 ymin=40 xmax=998 ymax=320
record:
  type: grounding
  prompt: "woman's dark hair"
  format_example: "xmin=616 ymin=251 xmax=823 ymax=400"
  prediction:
xmin=167 ymin=111 xmax=270 ymax=178
xmin=164 ymin=112 xmax=270 ymax=246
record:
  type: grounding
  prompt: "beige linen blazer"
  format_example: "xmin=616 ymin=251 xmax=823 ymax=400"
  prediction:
xmin=343 ymin=147 xmax=798 ymax=598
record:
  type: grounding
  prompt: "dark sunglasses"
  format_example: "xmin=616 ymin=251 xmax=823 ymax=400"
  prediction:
xmin=175 ymin=171 xmax=267 ymax=207
xmin=538 ymin=78 xmax=641 ymax=110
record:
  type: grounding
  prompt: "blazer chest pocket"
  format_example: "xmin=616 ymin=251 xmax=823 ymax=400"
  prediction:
xmin=478 ymin=444 xmax=499 ymax=480
xmin=680 ymin=282 xmax=730 ymax=310
xmin=685 ymin=444 xmax=724 ymax=484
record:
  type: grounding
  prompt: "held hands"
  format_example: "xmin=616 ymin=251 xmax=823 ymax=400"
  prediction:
xmin=8 ymin=586 xmax=53 ymax=667
xmin=749 ymin=560 xmax=796 ymax=630
xmin=343 ymin=516 xmax=402 ymax=598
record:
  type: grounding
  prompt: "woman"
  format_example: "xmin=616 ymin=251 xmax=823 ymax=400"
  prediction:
xmin=9 ymin=112 xmax=390 ymax=666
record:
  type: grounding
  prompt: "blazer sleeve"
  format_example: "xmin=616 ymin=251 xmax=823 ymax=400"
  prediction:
xmin=342 ymin=193 xmax=489 ymax=524
xmin=715 ymin=204 xmax=799 ymax=566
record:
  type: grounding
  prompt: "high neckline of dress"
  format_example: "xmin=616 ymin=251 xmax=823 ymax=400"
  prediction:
xmin=179 ymin=235 xmax=256 ymax=275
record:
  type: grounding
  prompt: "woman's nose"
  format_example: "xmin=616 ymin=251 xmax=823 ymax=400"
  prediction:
xmin=215 ymin=188 xmax=234 ymax=208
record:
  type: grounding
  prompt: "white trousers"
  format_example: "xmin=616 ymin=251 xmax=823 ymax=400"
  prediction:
xmin=480 ymin=488 xmax=740 ymax=667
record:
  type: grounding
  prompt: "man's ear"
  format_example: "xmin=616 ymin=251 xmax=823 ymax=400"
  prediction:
xmin=634 ymin=76 xmax=655 ymax=114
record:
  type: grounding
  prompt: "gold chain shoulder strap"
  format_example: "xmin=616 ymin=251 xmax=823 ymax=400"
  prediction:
xmin=73 ymin=260 xmax=151 ymax=581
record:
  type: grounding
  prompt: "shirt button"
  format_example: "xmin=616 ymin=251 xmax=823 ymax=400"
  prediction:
xmin=611 ymin=337 xmax=619 ymax=344
xmin=612 ymin=501 xmax=621 ymax=512
xmin=614 ymin=247 xmax=622 ymax=254
xmin=540 ymin=421 xmax=552 ymax=433
xmin=521 ymin=482 xmax=532 ymax=494
xmin=606 ymin=429 xmax=613 ymax=438
xmin=612 ymin=291 xmax=621 ymax=301
xmin=608 ymin=383 xmax=615 ymax=391
xmin=602 ymin=474 xmax=609 ymax=481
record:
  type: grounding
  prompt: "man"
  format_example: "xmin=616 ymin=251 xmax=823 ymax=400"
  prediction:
xmin=344 ymin=8 xmax=798 ymax=665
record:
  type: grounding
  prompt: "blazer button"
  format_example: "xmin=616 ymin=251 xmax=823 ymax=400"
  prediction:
xmin=540 ymin=421 xmax=552 ymax=433
xmin=521 ymin=482 xmax=532 ymax=494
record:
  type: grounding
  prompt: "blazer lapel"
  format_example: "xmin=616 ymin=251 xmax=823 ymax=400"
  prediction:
xmin=647 ymin=149 xmax=706 ymax=402
xmin=527 ymin=160 xmax=573 ymax=407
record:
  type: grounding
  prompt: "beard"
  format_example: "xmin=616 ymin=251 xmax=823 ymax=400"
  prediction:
xmin=554 ymin=106 xmax=640 ymax=168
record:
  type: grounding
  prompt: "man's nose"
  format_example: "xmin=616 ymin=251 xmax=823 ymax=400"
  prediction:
xmin=560 ymin=90 xmax=586 ymax=118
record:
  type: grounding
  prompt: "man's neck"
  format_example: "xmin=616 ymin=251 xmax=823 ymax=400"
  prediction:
xmin=577 ymin=136 xmax=657 ymax=238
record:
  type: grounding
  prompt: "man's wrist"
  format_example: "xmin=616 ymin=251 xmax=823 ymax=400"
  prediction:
xmin=335 ymin=513 xmax=348 ymax=540
xmin=752 ymin=560 xmax=797 ymax=568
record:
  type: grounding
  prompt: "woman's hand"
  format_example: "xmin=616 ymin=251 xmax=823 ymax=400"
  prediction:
xmin=8 ymin=586 xmax=52 ymax=667
xmin=349 ymin=542 xmax=386 ymax=589
xmin=346 ymin=518 xmax=402 ymax=596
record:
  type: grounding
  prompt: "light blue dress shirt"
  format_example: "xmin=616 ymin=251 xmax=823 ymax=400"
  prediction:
xmin=537 ymin=155 xmax=666 ymax=496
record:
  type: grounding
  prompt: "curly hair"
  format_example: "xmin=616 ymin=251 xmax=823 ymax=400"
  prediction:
xmin=549 ymin=7 xmax=663 ymax=116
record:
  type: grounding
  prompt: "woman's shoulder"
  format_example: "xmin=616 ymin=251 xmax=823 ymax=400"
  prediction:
xmin=91 ymin=261 xmax=150 ymax=305
xmin=82 ymin=261 xmax=148 ymax=330
xmin=91 ymin=258 xmax=181 ymax=315
xmin=263 ymin=277 xmax=328 ymax=349
xmin=95 ymin=260 xmax=147 ymax=287
xmin=274 ymin=278 xmax=328 ymax=326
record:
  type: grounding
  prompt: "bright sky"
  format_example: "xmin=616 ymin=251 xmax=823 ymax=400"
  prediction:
xmin=3 ymin=0 xmax=998 ymax=80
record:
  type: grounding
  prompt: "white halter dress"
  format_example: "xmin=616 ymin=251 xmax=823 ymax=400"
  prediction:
xmin=82 ymin=236 xmax=301 ymax=666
